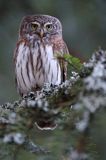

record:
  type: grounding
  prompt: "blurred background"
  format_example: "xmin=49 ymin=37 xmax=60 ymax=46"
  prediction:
xmin=0 ymin=1 xmax=106 ymax=160
xmin=0 ymin=0 xmax=106 ymax=103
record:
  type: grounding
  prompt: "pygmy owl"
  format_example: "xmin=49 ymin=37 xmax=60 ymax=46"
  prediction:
xmin=14 ymin=15 xmax=69 ymax=96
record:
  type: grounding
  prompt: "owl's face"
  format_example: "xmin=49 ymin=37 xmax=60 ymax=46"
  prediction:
xmin=19 ymin=15 xmax=62 ymax=39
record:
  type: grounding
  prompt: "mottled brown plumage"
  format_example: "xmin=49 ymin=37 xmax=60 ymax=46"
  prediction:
xmin=14 ymin=15 xmax=69 ymax=96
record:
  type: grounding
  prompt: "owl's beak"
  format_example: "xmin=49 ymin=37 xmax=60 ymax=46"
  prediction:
xmin=39 ymin=29 xmax=44 ymax=38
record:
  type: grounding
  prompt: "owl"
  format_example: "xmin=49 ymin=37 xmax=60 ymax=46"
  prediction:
xmin=14 ymin=15 xmax=69 ymax=96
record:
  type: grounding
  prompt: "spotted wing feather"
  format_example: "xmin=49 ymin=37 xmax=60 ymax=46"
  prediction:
xmin=51 ymin=36 xmax=69 ymax=82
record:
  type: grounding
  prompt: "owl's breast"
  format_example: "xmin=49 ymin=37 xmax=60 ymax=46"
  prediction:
xmin=15 ymin=40 xmax=61 ymax=95
xmin=37 ymin=43 xmax=62 ymax=85
xmin=31 ymin=41 xmax=62 ymax=85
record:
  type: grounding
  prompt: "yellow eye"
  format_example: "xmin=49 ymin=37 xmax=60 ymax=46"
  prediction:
xmin=45 ymin=24 xmax=53 ymax=31
xmin=31 ymin=23 xmax=39 ymax=30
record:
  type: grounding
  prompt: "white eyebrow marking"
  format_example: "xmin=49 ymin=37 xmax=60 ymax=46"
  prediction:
xmin=31 ymin=22 xmax=40 ymax=26
xmin=44 ymin=22 xmax=52 ymax=27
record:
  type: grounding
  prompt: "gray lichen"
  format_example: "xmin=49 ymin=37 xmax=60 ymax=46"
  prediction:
xmin=0 ymin=49 xmax=106 ymax=159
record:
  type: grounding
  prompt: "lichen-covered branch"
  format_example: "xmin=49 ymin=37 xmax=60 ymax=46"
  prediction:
xmin=0 ymin=49 xmax=106 ymax=160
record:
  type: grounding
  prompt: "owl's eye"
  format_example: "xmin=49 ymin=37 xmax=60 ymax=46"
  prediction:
xmin=31 ymin=23 xmax=39 ymax=30
xmin=45 ymin=24 xmax=53 ymax=31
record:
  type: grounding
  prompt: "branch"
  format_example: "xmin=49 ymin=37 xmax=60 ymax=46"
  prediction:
xmin=0 ymin=49 xmax=106 ymax=160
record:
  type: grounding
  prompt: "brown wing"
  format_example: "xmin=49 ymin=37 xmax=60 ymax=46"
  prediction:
xmin=60 ymin=42 xmax=69 ymax=82
xmin=51 ymin=36 xmax=69 ymax=82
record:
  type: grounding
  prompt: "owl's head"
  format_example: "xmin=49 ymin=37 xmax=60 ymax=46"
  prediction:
xmin=19 ymin=15 xmax=62 ymax=39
